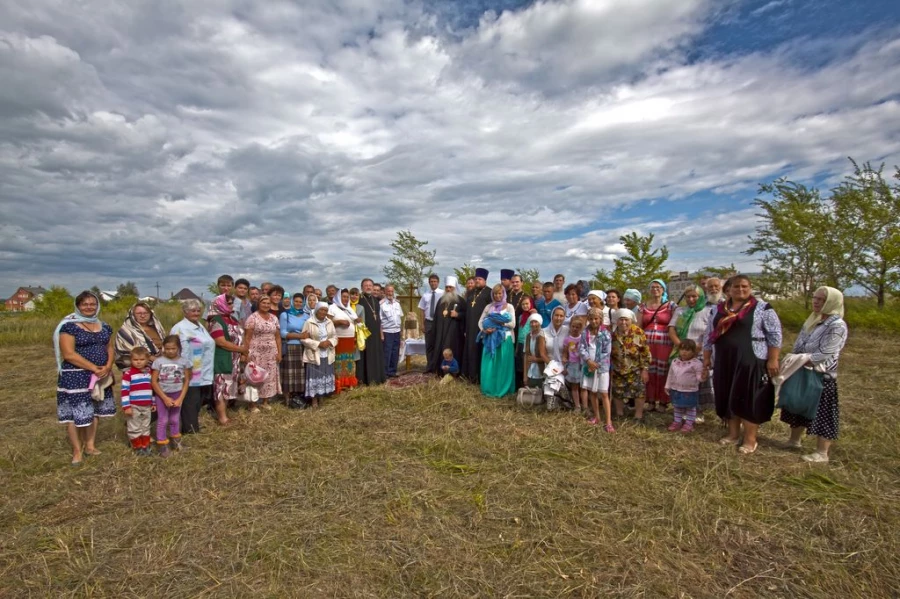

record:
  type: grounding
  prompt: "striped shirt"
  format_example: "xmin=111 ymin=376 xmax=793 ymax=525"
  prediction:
xmin=121 ymin=367 xmax=154 ymax=408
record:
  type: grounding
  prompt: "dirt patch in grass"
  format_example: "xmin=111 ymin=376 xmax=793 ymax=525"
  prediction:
xmin=0 ymin=334 xmax=898 ymax=597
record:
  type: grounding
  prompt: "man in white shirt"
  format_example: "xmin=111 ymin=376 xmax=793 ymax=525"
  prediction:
xmin=417 ymin=273 xmax=443 ymax=366
xmin=552 ymin=273 xmax=567 ymax=304
xmin=380 ymin=284 xmax=404 ymax=378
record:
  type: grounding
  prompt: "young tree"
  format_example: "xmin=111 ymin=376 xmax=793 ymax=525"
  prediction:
xmin=745 ymin=180 xmax=833 ymax=308
xmin=831 ymin=160 xmax=900 ymax=308
xmin=698 ymin=264 xmax=738 ymax=281
xmin=453 ymin=263 xmax=476 ymax=285
xmin=33 ymin=286 xmax=74 ymax=317
xmin=382 ymin=230 xmax=438 ymax=291
xmin=593 ymin=232 xmax=670 ymax=293
xmin=516 ymin=267 xmax=541 ymax=294
xmin=117 ymin=281 xmax=139 ymax=298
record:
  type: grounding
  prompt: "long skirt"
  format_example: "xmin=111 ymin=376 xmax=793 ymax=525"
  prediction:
xmin=480 ymin=336 xmax=516 ymax=398
xmin=780 ymin=378 xmax=839 ymax=440
xmin=281 ymin=344 xmax=306 ymax=395
xmin=334 ymin=336 xmax=359 ymax=392
xmin=305 ymin=360 xmax=336 ymax=398
xmin=644 ymin=324 xmax=672 ymax=404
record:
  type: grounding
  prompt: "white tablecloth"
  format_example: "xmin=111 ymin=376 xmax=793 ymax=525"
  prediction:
xmin=402 ymin=338 xmax=426 ymax=357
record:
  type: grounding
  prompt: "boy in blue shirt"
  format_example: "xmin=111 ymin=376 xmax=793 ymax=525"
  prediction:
xmin=440 ymin=348 xmax=460 ymax=384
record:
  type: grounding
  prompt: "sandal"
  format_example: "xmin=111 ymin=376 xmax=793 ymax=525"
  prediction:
xmin=738 ymin=442 xmax=758 ymax=454
xmin=587 ymin=417 xmax=599 ymax=425
xmin=719 ymin=436 xmax=740 ymax=446
xmin=83 ymin=448 xmax=101 ymax=456
xmin=604 ymin=423 xmax=616 ymax=434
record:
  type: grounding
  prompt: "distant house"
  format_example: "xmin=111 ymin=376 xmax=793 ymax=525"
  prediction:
xmin=4 ymin=286 xmax=48 ymax=312
xmin=139 ymin=296 xmax=160 ymax=304
xmin=99 ymin=290 xmax=119 ymax=302
xmin=171 ymin=288 xmax=202 ymax=302
xmin=667 ymin=272 xmax=695 ymax=302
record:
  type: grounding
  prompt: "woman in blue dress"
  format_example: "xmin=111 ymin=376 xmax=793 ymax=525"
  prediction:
xmin=53 ymin=291 xmax=116 ymax=466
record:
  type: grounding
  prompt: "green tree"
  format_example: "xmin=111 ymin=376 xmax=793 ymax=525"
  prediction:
xmin=33 ymin=286 xmax=74 ymax=317
xmin=207 ymin=282 xmax=220 ymax=295
xmin=117 ymin=281 xmax=139 ymax=298
xmin=745 ymin=180 xmax=835 ymax=308
xmin=831 ymin=160 xmax=900 ymax=308
xmin=453 ymin=263 xmax=476 ymax=285
xmin=516 ymin=267 xmax=541 ymax=294
xmin=382 ymin=230 xmax=438 ymax=291
xmin=593 ymin=232 xmax=670 ymax=293
xmin=698 ymin=264 xmax=738 ymax=281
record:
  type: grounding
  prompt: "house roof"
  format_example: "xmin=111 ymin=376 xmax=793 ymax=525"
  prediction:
xmin=22 ymin=286 xmax=47 ymax=295
xmin=172 ymin=288 xmax=202 ymax=301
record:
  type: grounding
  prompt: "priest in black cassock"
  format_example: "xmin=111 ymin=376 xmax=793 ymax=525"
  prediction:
xmin=356 ymin=278 xmax=386 ymax=385
xmin=426 ymin=275 xmax=466 ymax=374
xmin=462 ymin=267 xmax=492 ymax=383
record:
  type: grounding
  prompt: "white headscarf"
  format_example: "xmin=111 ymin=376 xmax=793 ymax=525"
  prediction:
xmin=542 ymin=306 xmax=568 ymax=362
xmin=802 ymin=286 xmax=844 ymax=333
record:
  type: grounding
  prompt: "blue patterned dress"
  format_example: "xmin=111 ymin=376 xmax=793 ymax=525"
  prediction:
xmin=56 ymin=322 xmax=116 ymax=426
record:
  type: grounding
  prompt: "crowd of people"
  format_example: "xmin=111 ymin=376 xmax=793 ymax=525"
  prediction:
xmin=53 ymin=269 xmax=848 ymax=466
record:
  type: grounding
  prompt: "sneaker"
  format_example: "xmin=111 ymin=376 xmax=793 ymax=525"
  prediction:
xmin=802 ymin=451 xmax=829 ymax=463
xmin=158 ymin=445 xmax=171 ymax=458
xmin=667 ymin=421 xmax=683 ymax=432
xmin=681 ymin=422 xmax=694 ymax=433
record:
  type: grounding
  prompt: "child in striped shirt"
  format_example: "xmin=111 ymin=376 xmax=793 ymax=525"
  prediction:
xmin=121 ymin=347 xmax=156 ymax=456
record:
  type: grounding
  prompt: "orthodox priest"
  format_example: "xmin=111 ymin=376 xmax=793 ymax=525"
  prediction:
xmin=356 ymin=278 xmax=386 ymax=385
xmin=462 ymin=267 xmax=492 ymax=383
xmin=426 ymin=275 xmax=466 ymax=374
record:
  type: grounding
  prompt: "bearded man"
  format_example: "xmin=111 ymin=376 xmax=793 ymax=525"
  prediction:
xmin=427 ymin=276 xmax=466 ymax=374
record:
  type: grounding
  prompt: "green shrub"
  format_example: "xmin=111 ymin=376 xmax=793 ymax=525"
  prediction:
xmin=769 ymin=296 xmax=900 ymax=333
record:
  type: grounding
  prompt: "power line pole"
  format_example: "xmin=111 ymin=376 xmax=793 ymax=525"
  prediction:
xmin=155 ymin=282 xmax=161 ymax=299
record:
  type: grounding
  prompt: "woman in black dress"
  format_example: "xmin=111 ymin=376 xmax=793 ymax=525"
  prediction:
xmin=702 ymin=275 xmax=782 ymax=454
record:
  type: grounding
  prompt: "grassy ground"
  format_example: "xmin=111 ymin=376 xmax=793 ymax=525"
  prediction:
xmin=1 ymin=333 xmax=898 ymax=598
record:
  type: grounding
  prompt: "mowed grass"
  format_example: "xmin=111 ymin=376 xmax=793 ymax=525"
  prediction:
xmin=0 ymin=333 xmax=898 ymax=598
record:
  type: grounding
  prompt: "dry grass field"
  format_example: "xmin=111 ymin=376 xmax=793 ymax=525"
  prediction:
xmin=1 ymin=331 xmax=898 ymax=598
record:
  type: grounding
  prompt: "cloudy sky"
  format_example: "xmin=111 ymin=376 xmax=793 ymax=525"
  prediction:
xmin=1 ymin=0 xmax=899 ymax=299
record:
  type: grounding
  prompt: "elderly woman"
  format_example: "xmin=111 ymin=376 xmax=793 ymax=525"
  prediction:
xmin=302 ymin=302 xmax=338 ymax=407
xmin=281 ymin=293 xmax=311 ymax=407
xmin=244 ymin=294 xmax=282 ymax=410
xmin=638 ymin=280 xmax=678 ymax=412
xmin=586 ymin=289 xmax=610 ymax=326
xmin=703 ymin=275 xmax=781 ymax=454
xmin=622 ymin=289 xmax=641 ymax=317
xmin=114 ymin=301 xmax=167 ymax=370
xmin=779 ymin=287 xmax=848 ymax=463
xmin=668 ymin=285 xmax=713 ymax=418
xmin=208 ymin=294 xmax=248 ymax=425
xmin=170 ymin=299 xmax=216 ymax=434
xmin=478 ymin=284 xmax=516 ymax=398
xmin=53 ymin=291 xmax=116 ymax=465
xmin=611 ymin=310 xmax=651 ymax=422
xmin=328 ymin=289 xmax=360 ymax=392
xmin=522 ymin=313 xmax=549 ymax=388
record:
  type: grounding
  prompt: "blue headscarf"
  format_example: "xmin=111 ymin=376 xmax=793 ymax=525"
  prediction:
xmin=53 ymin=291 xmax=102 ymax=372
xmin=650 ymin=279 xmax=669 ymax=303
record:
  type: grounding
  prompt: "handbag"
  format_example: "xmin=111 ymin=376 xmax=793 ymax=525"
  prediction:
xmin=516 ymin=386 xmax=543 ymax=408
xmin=244 ymin=361 xmax=268 ymax=386
xmin=776 ymin=367 xmax=824 ymax=420
xmin=355 ymin=322 xmax=372 ymax=351
xmin=89 ymin=373 xmax=115 ymax=401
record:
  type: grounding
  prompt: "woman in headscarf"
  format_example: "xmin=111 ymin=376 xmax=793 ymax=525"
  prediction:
xmin=586 ymin=289 xmax=610 ymax=326
xmin=328 ymin=289 xmax=360 ymax=393
xmin=244 ymin=294 xmax=282 ymax=411
xmin=522 ymin=312 xmax=549 ymax=388
xmin=542 ymin=306 xmax=570 ymax=410
xmin=53 ymin=291 xmax=116 ymax=465
xmin=611 ymin=309 xmax=651 ymax=422
xmin=478 ymin=284 xmax=516 ymax=398
xmin=623 ymin=289 xmax=641 ymax=317
xmin=208 ymin=293 xmax=248 ymax=425
xmin=668 ymin=285 xmax=713 ymax=417
xmin=114 ymin=301 xmax=167 ymax=370
xmin=301 ymin=302 xmax=338 ymax=407
xmin=702 ymin=275 xmax=782 ymax=454
xmin=779 ymin=287 xmax=848 ymax=463
xmin=638 ymin=279 xmax=678 ymax=412
xmin=280 ymin=293 xmax=311 ymax=407
xmin=170 ymin=298 xmax=215 ymax=434
xmin=515 ymin=295 xmax=537 ymax=388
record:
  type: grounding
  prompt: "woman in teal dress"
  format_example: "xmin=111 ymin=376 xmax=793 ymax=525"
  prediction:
xmin=478 ymin=284 xmax=516 ymax=397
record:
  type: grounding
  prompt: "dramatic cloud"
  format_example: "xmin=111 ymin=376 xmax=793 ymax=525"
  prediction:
xmin=0 ymin=0 xmax=898 ymax=298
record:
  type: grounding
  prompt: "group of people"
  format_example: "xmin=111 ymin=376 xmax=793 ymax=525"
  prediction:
xmin=53 ymin=269 xmax=848 ymax=465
